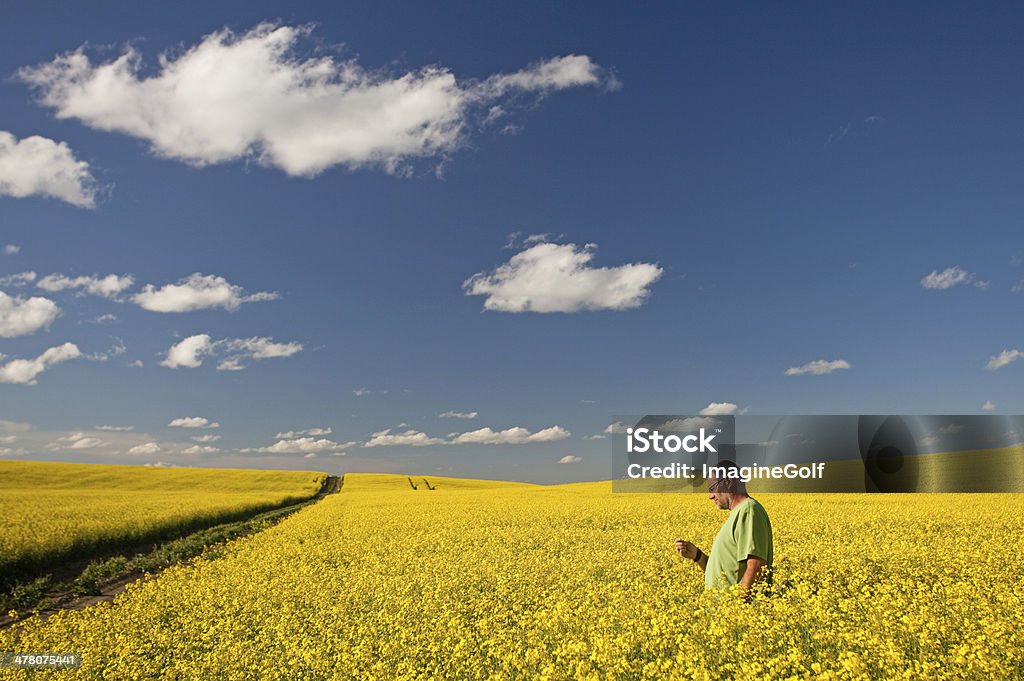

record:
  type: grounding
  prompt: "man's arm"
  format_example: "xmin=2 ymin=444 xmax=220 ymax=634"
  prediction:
xmin=737 ymin=555 xmax=767 ymax=599
xmin=674 ymin=539 xmax=708 ymax=571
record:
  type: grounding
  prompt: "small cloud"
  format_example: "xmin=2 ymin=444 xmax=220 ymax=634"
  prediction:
xmin=244 ymin=437 xmax=352 ymax=454
xmin=161 ymin=334 xmax=212 ymax=369
xmin=450 ymin=425 xmax=570 ymax=445
xmin=920 ymin=266 xmax=975 ymax=290
xmin=985 ymin=349 xmax=1022 ymax=370
xmin=168 ymin=416 xmax=220 ymax=429
xmin=463 ymin=242 xmax=662 ymax=313
xmin=0 ymin=290 xmax=61 ymax=338
xmin=129 ymin=359 xmax=144 ymax=368
xmin=88 ymin=314 xmax=118 ymax=325
xmin=161 ymin=333 xmax=301 ymax=370
xmin=0 ymin=130 xmax=99 ymax=207
xmin=95 ymin=425 xmax=134 ymax=432
xmin=558 ymin=455 xmax=582 ymax=464
xmin=982 ymin=400 xmax=996 ymax=411
xmin=133 ymin=273 xmax=277 ymax=313
xmin=699 ymin=402 xmax=737 ymax=416
xmin=0 ymin=342 xmax=81 ymax=384
xmin=440 ymin=411 xmax=478 ymax=419
xmin=128 ymin=442 xmax=161 ymax=455
xmin=0 ymin=272 xmax=36 ymax=287
xmin=182 ymin=445 xmax=219 ymax=454
xmin=785 ymin=359 xmax=851 ymax=376
xmin=191 ymin=434 xmax=221 ymax=442
xmin=584 ymin=434 xmax=606 ymax=440
xmin=37 ymin=273 xmax=134 ymax=298
xmin=604 ymin=421 xmax=629 ymax=434
xmin=3 ymin=244 xmax=19 ymax=255
xmin=275 ymin=427 xmax=331 ymax=439
xmin=364 ymin=428 xmax=447 ymax=447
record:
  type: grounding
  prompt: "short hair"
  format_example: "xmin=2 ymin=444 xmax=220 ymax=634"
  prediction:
xmin=707 ymin=459 xmax=745 ymax=493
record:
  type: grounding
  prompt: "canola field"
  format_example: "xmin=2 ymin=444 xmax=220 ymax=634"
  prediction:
xmin=0 ymin=460 xmax=327 ymax=579
xmin=2 ymin=473 xmax=1023 ymax=679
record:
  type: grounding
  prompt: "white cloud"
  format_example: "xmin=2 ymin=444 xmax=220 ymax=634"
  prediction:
xmin=0 ymin=420 xmax=33 ymax=434
xmin=920 ymin=266 xmax=974 ymax=290
xmin=129 ymin=359 xmax=144 ymax=368
xmin=191 ymin=434 xmax=221 ymax=442
xmin=584 ymin=434 xmax=606 ymax=440
xmin=464 ymin=242 xmax=662 ymax=313
xmin=161 ymin=334 xmax=212 ymax=368
xmin=450 ymin=425 xmax=570 ymax=445
xmin=134 ymin=273 xmax=277 ymax=312
xmin=216 ymin=357 xmax=245 ymax=371
xmin=558 ymin=455 xmax=583 ymax=464
xmin=89 ymin=314 xmax=118 ymax=325
xmin=0 ymin=272 xmax=36 ymax=287
xmin=0 ymin=435 xmax=16 ymax=443
xmin=4 ymin=244 xmax=20 ymax=255
xmin=37 ymin=273 xmax=134 ymax=298
xmin=364 ymin=429 xmax=447 ymax=447
xmin=604 ymin=421 xmax=630 ymax=434
xmin=53 ymin=432 xmax=105 ymax=449
xmin=699 ymin=402 xmax=737 ymax=416
xmin=982 ymin=400 xmax=996 ymax=411
xmin=215 ymin=337 xmax=302 ymax=370
xmin=168 ymin=416 xmax=219 ymax=429
xmin=161 ymin=333 xmax=302 ymax=370
xmin=275 ymin=427 xmax=331 ymax=439
xmin=785 ymin=359 xmax=851 ymax=376
xmin=659 ymin=417 xmax=721 ymax=432
xmin=0 ymin=130 xmax=98 ymax=207
xmin=985 ymin=349 xmax=1022 ymax=370
xmin=182 ymin=445 xmax=219 ymax=454
xmin=440 ymin=411 xmax=478 ymax=419
xmin=244 ymin=437 xmax=351 ymax=454
xmin=0 ymin=291 xmax=61 ymax=337
xmin=20 ymin=24 xmax=607 ymax=178
xmin=128 ymin=442 xmax=161 ymax=455
xmin=0 ymin=342 xmax=81 ymax=384
xmin=95 ymin=425 xmax=133 ymax=431
xmin=70 ymin=437 xmax=105 ymax=449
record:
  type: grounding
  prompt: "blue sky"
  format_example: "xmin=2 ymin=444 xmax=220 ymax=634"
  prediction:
xmin=2 ymin=2 xmax=1023 ymax=482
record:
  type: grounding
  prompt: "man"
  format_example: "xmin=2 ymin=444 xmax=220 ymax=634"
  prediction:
xmin=675 ymin=459 xmax=773 ymax=596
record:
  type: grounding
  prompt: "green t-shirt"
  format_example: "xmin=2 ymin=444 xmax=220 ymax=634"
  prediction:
xmin=704 ymin=497 xmax=773 ymax=590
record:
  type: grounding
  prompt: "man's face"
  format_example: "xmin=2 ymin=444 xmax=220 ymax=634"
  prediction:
xmin=707 ymin=477 xmax=730 ymax=509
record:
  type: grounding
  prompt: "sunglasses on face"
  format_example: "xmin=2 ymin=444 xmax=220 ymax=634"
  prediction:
xmin=707 ymin=480 xmax=726 ymax=493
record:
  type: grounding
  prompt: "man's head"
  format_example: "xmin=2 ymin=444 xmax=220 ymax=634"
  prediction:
xmin=706 ymin=459 xmax=746 ymax=509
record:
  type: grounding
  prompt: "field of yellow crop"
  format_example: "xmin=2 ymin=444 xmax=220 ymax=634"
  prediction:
xmin=2 ymin=473 xmax=1022 ymax=679
xmin=0 ymin=460 xmax=327 ymax=578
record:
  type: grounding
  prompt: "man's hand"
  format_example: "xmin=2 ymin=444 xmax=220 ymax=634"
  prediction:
xmin=674 ymin=538 xmax=699 ymax=561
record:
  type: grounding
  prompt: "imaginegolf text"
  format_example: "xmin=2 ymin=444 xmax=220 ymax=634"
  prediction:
xmin=625 ymin=462 xmax=827 ymax=481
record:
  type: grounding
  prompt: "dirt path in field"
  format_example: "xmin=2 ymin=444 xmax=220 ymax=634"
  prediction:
xmin=1 ymin=475 xmax=343 ymax=630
